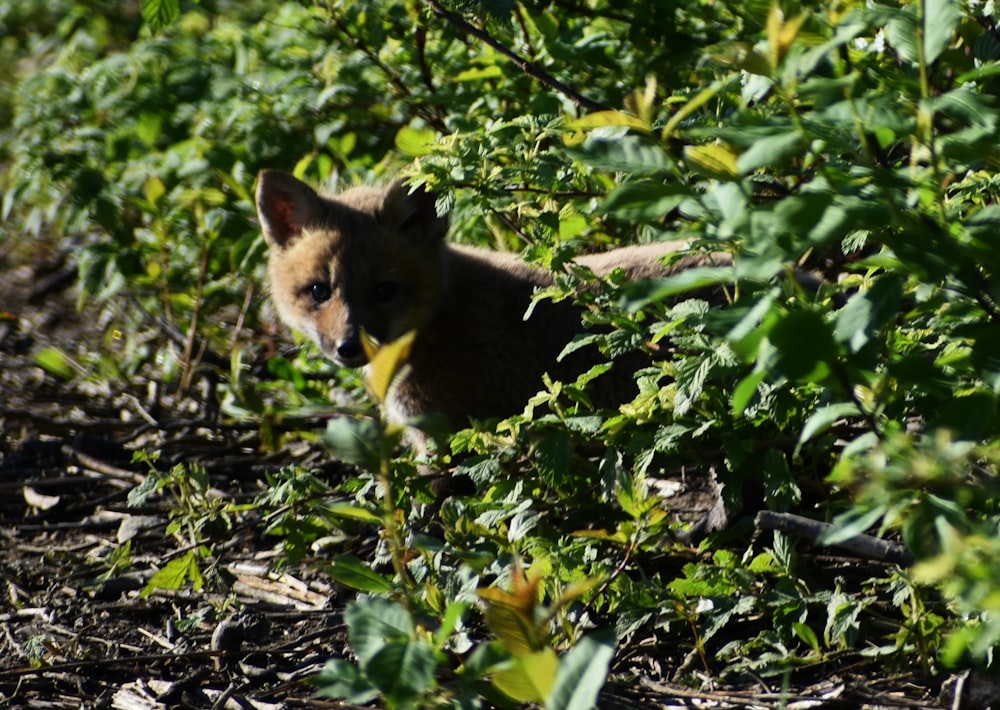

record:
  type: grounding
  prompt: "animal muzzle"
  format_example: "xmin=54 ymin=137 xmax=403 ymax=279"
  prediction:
xmin=321 ymin=331 xmax=367 ymax=368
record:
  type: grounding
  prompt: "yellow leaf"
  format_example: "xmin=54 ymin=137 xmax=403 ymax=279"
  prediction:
xmin=661 ymin=80 xmax=729 ymax=139
xmin=564 ymin=109 xmax=651 ymax=145
xmin=684 ymin=143 xmax=739 ymax=180
xmin=144 ymin=175 xmax=166 ymax=210
xmin=395 ymin=126 xmax=438 ymax=156
xmin=491 ymin=648 xmax=559 ymax=703
xmin=767 ymin=2 xmax=807 ymax=68
xmin=555 ymin=576 xmax=604 ymax=608
xmin=362 ymin=329 xmax=415 ymax=404
xmin=478 ymin=567 xmax=544 ymax=656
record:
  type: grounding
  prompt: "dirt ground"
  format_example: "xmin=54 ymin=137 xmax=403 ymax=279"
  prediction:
xmin=0 ymin=242 xmax=962 ymax=708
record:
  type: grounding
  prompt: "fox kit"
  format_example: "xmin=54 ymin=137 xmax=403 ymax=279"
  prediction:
xmin=255 ymin=170 xmax=724 ymax=431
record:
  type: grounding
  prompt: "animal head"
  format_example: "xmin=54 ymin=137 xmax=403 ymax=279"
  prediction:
xmin=255 ymin=170 xmax=449 ymax=367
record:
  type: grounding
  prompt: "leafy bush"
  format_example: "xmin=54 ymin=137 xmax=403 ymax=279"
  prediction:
xmin=6 ymin=0 xmax=1000 ymax=704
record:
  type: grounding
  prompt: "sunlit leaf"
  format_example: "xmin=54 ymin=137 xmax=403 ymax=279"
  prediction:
xmin=34 ymin=347 xmax=76 ymax=380
xmin=329 ymin=555 xmax=393 ymax=593
xmin=362 ymin=329 xmax=415 ymax=405
xmin=140 ymin=0 xmax=179 ymax=31
xmin=491 ymin=648 xmax=559 ymax=703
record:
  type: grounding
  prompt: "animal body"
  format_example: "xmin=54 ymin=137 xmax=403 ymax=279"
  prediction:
xmin=255 ymin=170 xmax=724 ymax=431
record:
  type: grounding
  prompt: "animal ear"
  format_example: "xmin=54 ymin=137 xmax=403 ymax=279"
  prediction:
xmin=385 ymin=179 xmax=449 ymax=244
xmin=255 ymin=170 xmax=323 ymax=248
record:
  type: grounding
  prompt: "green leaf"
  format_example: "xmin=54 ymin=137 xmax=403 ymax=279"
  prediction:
xmin=833 ymin=276 xmax=904 ymax=354
xmin=564 ymin=133 xmax=673 ymax=175
xmin=362 ymin=329 xmax=415 ymax=405
xmin=314 ymin=659 xmax=380 ymax=704
xmin=600 ymin=181 xmax=689 ymax=221
xmin=142 ymin=550 xmax=203 ymax=597
xmin=793 ymin=622 xmax=821 ymax=652
xmin=326 ymin=502 xmax=382 ymax=524
xmin=820 ymin=505 xmax=885 ymax=546
xmin=364 ymin=639 xmax=438 ymax=706
xmin=546 ymin=629 xmax=615 ymax=710
xmin=618 ymin=267 xmax=734 ymax=312
xmin=492 ymin=648 xmax=559 ymax=703
xmin=736 ymin=131 xmax=803 ymax=175
xmin=34 ymin=346 xmax=76 ymax=380
xmin=322 ymin=417 xmax=387 ymax=471
xmin=140 ymin=0 xmax=180 ymax=31
xmin=922 ymin=0 xmax=961 ymax=65
xmin=764 ymin=310 xmax=836 ymax=383
xmin=536 ymin=430 xmax=571 ymax=482
xmin=732 ymin=369 xmax=766 ymax=416
xmin=345 ymin=597 xmax=413 ymax=666
xmin=434 ymin=601 xmax=469 ymax=650
xmin=395 ymin=126 xmax=438 ymax=156
xmin=797 ymin=402 xmax=862 ymax=455
xmin=885 ymin=7 xmax=919 ymax=64
xmin=329 ymin=555 xmax=394 ymax=594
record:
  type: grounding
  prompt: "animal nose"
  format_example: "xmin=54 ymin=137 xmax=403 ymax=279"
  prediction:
xmin=337 ymin=336 xmax=364 ymax=361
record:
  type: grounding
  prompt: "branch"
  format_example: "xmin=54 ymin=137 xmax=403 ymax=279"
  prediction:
xmin=756 ymin=511 xmax=914 ymax=567
xmin=425 ymin=0 xmax=610 ymax=113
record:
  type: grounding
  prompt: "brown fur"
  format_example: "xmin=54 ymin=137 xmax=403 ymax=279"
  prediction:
xmin=255 ymin=170 xmax=727 ymax=430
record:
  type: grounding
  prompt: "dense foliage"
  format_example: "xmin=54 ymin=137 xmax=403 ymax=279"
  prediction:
xmin=5 ymin=0 xmax=1000 ymax=705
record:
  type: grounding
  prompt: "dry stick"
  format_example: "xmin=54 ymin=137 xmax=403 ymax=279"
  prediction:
xmin=61 ymin=444 xmax=145 ymax=483
xmin=755 ymin=510 xmax=914 ymax=567
xmin=425 ymin=0 xmax=610 ymax=113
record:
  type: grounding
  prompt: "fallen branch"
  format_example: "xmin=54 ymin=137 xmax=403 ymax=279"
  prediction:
xmin=755 ymin=510 xmax=914 ymax=566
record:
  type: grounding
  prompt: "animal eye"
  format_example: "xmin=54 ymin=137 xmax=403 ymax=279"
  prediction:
xmin=309 ymin=282 xmax=332 ymax=303
xmin=372 ymin=281 xmax=398 ymax=303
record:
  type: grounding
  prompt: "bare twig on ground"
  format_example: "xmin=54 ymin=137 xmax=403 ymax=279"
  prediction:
xmin=755 ymin=510 xmax=914 ymax=566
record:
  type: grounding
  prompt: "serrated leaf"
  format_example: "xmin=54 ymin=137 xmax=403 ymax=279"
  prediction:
xmin=142 ymin=550 xmax=203 ymax=597
xmin=140 ymin=0 xmax=179 ymax=31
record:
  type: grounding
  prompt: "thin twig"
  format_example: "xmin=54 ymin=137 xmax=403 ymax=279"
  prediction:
xmin=425 ymin=0 xmax=609 ymax=113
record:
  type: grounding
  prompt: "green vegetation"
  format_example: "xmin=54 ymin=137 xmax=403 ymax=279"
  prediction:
xmin=4 ymin=0 xmax=1000 ymax=705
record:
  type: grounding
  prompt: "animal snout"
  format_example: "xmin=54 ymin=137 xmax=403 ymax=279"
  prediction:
xmin=335 ymin=334 xmax=366 ymax=366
